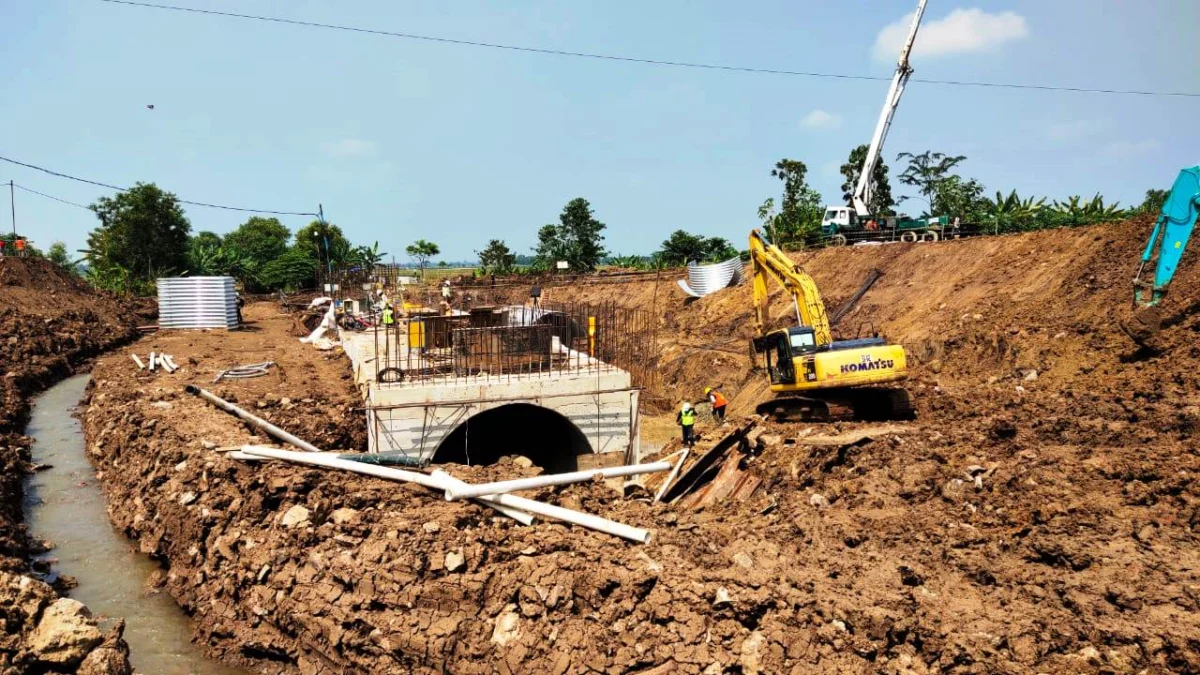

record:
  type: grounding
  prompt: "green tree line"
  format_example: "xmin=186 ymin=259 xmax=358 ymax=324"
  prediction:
xmin=80 ymin=183 xmax=385 ymax=295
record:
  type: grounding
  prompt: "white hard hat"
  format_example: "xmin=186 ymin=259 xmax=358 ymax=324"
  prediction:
xmin=682 ymin=401 xmax=692 ymax=411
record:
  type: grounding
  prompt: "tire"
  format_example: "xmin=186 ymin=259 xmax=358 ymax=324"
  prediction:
xmin=923 ymin=230 xmax=940 ymax=242
xmin=377 ymin=367 xmax=405 ymax=383
xmin=901 ymin=231 xmax=918 ymax=243
xmin=831 ymin=234 xmax=848 ymax=247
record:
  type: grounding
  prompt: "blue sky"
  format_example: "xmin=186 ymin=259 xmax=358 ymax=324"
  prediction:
xmin=3 ymin=0 xmax=1198 ymax=261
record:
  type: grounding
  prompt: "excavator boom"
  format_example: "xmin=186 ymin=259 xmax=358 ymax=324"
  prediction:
xmin=1125 ymin=166 xmax=1200 ymax=345
xmin=749 ymin=229 xmax=831 ymax=345
xmin=1134 ymin=166 xmax=1200 ymax=305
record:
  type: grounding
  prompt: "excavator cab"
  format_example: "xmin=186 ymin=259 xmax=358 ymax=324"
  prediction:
xmin=753 ymin=327 xmax=819 ymax=386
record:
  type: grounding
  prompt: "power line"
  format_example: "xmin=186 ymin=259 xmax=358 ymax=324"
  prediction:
xmin=98 ymin=0 xmax=1200 ymax=98
xmin=13 ymin=183 xmax=92 ymax=210
xmin=0 ymin=155 xmax=317 ymax=216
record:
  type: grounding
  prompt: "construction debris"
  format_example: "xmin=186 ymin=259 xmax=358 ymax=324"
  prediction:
xmin=132 ymin=351 xmax=178 ymax=374
xmin=648 ymin=420 xmax=762 ymax=509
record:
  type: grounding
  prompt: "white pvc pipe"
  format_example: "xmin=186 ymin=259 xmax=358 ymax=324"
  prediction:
xmin=655 ymin=449 xmax=689 ymax=503
xmin=444 ymin=461 xmax=673 ymax=501
xmin=131 ymin=354 xmax=145 ymax=370
xmin=160 ymin=355 xmax=177 ymax=373
xmin=432 ymin=470 xmax=651 ymax=544
xmin=238 ymin=446 xmax=533 ymax=525
xmin=148 ymin=352 xmax=156 ymax=371
xmin=187 ymin=386 xmax=322 ymax=453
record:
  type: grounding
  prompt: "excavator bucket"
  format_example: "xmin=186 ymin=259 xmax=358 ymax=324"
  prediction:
xmin=1121 ymin=305 xmax=1162 ymax=348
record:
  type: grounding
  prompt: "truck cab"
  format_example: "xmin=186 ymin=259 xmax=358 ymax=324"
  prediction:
xmin=821 ymin=207 xmax=859 ymax=235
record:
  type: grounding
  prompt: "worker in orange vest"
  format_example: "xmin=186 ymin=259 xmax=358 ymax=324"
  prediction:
xmin=705 ymin=386 xmax=728 ymax=423
xmin=13 ymin=238 xmax=25 ymax=257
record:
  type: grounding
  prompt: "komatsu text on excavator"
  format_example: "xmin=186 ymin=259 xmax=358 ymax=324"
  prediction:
xmin=748 ymin=229 xmax=914 ymax=421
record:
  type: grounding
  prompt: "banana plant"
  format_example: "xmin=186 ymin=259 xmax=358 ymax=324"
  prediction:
xmin=352 ymin=241 xmax=387 ymax=268
xmin=185 ymin=242 xmax=258 ymax=282
xmin=982 ymin=190 xmax=1046 ymax=233
xmin=605 ymin=254 xmax=645 ymax=269
xmin=1052 ymin=193 xmax=1124 ymax=219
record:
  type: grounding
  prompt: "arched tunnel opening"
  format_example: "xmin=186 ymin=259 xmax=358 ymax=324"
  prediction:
xmin=431 ymin=404 xmax=592 ymax=474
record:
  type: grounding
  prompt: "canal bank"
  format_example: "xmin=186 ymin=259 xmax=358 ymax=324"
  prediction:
xmin=25 ymin=374 xmax=245 ymax=675
xmin=0 ymin=257 xmax=144 ymax=671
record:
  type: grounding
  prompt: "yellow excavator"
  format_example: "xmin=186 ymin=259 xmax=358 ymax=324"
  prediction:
xmin=749 ymin=229 xmax=914 ymax=421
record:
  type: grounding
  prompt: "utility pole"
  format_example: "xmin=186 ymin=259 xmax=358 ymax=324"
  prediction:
xmin=317 ymin=203 xmax=332 ymax=279
xmin=9 ymin=180 xmax=14 ymax=235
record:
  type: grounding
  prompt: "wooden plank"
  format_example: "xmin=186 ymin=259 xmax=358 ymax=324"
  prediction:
xmin=660 ymin=420 xmax=755 ymax=504
xmin=697 ymin=452 xmax=746 ymax=506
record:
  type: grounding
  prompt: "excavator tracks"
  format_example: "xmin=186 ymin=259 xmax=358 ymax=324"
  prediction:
xmin=755 ymin=387 xmax=915 ymax=423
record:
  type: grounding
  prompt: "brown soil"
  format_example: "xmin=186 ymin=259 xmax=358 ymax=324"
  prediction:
xmin=0 ymin=257 xmax=142 ymax=673
xmin=82 ymin=220 xmax=1200 ymax=673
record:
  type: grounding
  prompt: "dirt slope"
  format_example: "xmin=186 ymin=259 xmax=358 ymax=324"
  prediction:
xmin=0 ymin=257 xmax=141 ymax=673
xmin=542 ymin=219 xmax=1197 ymax=414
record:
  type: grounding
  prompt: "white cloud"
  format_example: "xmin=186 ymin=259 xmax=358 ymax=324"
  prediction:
xmin=1102 ymin=139 xmax=1161 ymax=159
xmin=873 ymin=8 xmax=1029 ymax=61
xmin=1047 ymin=119 xmax=1106 ymax=143
xmin=320 ymin=139 xmax=377 ymax=158
xmin=800 ymin=109 xmax=842 ymax=130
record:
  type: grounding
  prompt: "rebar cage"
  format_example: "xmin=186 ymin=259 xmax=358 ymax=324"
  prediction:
xmin=367 ymin=301 xmax=658 ymax=390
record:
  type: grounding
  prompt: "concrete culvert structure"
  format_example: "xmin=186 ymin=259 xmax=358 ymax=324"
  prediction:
xmin=432 ymin=403 xmax=592 ymax=474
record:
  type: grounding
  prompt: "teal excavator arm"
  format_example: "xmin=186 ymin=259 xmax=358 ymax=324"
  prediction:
xmin=1134 ymin=166 xmax=1200 ymax=307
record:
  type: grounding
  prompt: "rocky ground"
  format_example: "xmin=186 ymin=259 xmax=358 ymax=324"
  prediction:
xmin=0 ymin=257 xmax=143 ymax=674
xmin=80 ymin=219 xmax=1200 ymax=673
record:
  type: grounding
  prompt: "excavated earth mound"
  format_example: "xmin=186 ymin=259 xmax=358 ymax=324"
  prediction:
xmin=0 ymin=257 xmax=141 ymax=673
xmin=82 ymin=220 xmax=1199 ymax=674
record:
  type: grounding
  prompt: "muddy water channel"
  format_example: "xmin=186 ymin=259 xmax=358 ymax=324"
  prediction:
xmin=23 ymin=374 xmax=246 ymax=675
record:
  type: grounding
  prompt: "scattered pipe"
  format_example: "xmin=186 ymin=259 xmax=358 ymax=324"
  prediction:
xmin=214 ymin=361 xmax=273 ymax=383
xmin=655 ymin=449 xmax=690 ymax=503
xmin=131 ymin=354 xmax=145 ymax=370
xmin=148 ymin=352 xmax=157 ymax=371
xmin=159 ymin=355 xmax=177 ymax=373
xmin=432 ymin=470 xmax=651 ymax=544
xmin=185 ymin=385 xmax=322 ymax=453
xmin=445 ymin=461 xmax=673 ymax=501
xmin=238 ymin=446 xmax=533 ymax=525
xmin=338 ymin=451 xmax=429 ymax=468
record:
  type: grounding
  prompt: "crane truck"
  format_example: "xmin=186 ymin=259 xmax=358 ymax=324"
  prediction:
xmin=1124 ymin=166 xmax=1200 ymax=345
xmin=820 ymin=0 xmax=960 ymax=246
xmin=749 ymin=229 xmax=914 ymax=421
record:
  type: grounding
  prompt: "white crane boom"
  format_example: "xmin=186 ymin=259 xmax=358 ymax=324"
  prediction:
xmin=852 ymin=0 xmax=927 ymax=217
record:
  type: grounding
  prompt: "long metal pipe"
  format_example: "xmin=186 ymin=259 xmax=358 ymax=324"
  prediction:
xmin=238 ymin=446 xmax=533 ymax=525
xmin=444 ymin=461 xmax=672 ymax=501
xmin=186 ymin=385 xmax=322 ymax=453
xmin=431 ymin=470 xmax=651 ymax=543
